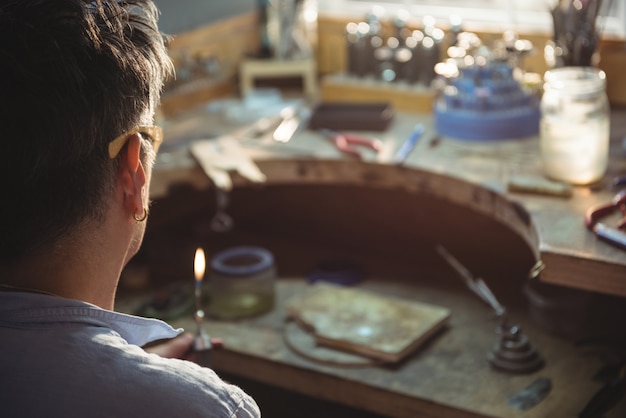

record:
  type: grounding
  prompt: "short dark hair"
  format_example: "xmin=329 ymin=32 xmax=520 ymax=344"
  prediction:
xmin=0 ymin=0 xmax=174 ymax=263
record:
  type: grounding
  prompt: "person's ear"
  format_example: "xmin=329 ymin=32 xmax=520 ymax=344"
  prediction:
xmin=120 ymin=134 xmax=147 ymax=215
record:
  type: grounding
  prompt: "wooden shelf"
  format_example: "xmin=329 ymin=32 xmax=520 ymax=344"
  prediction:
xmin=320 ymin=74 xmax=435 ymax=113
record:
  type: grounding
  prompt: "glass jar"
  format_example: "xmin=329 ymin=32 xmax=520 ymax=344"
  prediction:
xmin=539 ymin=67 xmax=610 ymax=185
xmin=258 ymin=0 xmax=317 ymax=60
xmin=207 ymin=246 xmax=275 ymax=320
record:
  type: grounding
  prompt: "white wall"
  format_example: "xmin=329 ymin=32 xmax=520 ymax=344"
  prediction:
xmin=153 ymin=0 xmax=256 ymax=35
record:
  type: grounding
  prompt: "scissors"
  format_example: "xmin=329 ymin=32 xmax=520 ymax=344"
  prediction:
xmin=319 ymin=129 xmax=382 ymax=159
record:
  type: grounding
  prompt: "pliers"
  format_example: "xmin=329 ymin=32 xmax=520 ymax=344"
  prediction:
xmin=320 ymin=129 xmax=382 ymax=159
xmin=584 ymin=189 xmax=626 ymax=250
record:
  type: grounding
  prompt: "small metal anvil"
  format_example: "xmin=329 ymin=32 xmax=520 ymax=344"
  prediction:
xmin=436 ymin=245 xmax=544 ymax=374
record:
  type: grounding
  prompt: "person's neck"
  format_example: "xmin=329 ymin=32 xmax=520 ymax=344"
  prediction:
xmin=0 ymin=227 xmax=128 ymax=310
xmin=1 ymin=256 xmax=119 ymax=309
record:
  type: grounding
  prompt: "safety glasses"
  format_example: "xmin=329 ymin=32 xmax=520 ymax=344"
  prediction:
xmin=108 ymin=125 xmax=163 ymax=159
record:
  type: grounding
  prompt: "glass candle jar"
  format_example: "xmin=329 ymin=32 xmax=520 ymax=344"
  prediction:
xmin=207 ymin=246 xmax=275 ymax=320
xmin=539 ymin=67 xmax=610 ymax=185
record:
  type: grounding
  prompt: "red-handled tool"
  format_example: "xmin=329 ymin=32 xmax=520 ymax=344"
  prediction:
xmin=320 ymin=129 xmax=382 ymax=159
xmin=584 ymin=189 xmax=626 ymax=250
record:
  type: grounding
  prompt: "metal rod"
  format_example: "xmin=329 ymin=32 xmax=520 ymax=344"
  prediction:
xmin=435 ymin=245 xmax=506 ymax=318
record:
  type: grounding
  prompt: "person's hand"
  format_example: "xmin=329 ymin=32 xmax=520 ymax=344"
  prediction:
xmin=143 ymin=332 xmax=194 ymax=360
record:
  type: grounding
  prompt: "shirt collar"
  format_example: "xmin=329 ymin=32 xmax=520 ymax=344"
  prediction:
xmin=0 ymin=292 xmax=182 ymax=346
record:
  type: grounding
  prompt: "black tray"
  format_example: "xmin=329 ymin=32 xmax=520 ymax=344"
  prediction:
xmin=308 ymin=102 xmax=394 ymax=131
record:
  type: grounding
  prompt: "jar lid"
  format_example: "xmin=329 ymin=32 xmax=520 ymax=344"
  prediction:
xmin=211 ymin=246 xmax=274 ymax=277
xmin=543 ymin=67 xmax=606 ymax=95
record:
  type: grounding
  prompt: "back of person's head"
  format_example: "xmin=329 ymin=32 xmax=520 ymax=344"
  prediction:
xmin=0 ymin=0 xmax=173 ymax=263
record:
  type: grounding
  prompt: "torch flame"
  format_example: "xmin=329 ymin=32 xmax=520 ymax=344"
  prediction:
xmin=194 ymin=248 xmax=206 ymax=282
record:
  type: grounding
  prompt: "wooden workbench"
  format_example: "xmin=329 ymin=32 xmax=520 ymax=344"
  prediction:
xmin=151 ymin=104 xmax=626 ymax=298
xmin=128 ymin=102 xmax=626 ymax=418
xmin=143 ymin=277 xmax=621 ymax=418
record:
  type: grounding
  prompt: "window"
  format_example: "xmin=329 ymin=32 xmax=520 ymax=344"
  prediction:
xmin=318 ymin=0 xmax=625 ymax=39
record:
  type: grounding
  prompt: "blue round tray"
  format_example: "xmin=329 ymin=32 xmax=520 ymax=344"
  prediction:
xmin=434 ymin=105 xmax=540 ymax=141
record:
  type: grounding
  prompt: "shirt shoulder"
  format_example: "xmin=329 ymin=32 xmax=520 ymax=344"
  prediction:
xmin=0 ymin=293 xmax=260 ymax=418
xmin=106 ymin=343 xmax=261 ymax=418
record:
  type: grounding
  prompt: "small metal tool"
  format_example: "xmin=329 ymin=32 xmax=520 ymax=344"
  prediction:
xmin=210 ymin=188 xmax=234 ymax=233
xmin=392 ymin=123 xmax=424 ymax=165
xmin=436 ymin=245 xmax=506 ymax=321
xmin=436 ymin=245 xmax=544 ymax=374
xmin=579 ymin=354 xmax=626 ymax=418
xmin=320 ymin=129 xmax=382 ymax=159
xmin=273 ymin=114 xmax=300 ymax=143
xmin=190 ymin=137 xmax=267 ymax=233
xmin=273 ymin=105 xmax=306 ymax=143
xmin=508 ymin=377 xmax=552 ymax=411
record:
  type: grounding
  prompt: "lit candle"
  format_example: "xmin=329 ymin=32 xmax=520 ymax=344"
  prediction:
xmin=193 ymin=247 xmax=208 ymax=350
xmin=194 ymin=248 xmax=206 ymax=283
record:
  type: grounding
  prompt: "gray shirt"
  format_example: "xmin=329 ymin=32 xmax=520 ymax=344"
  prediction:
xmin=0 ymin=291 xmax=260 ymax=418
